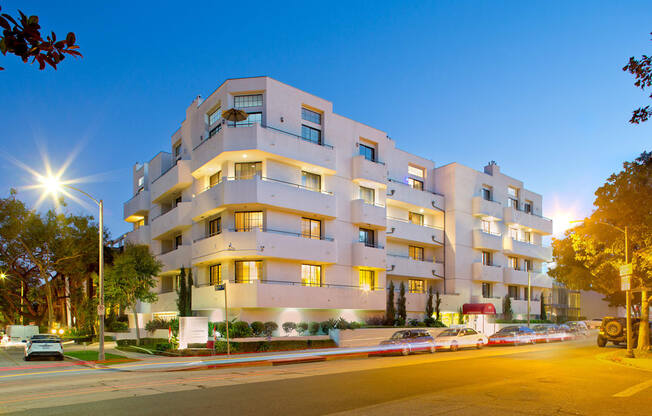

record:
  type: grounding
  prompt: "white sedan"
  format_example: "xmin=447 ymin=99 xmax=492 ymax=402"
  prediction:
xmin=24 ymin=335 xmax=64 ymax=361
xmin=435 ymin=327 xmax=488 ymax=351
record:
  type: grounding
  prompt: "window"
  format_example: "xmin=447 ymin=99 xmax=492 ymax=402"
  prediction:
xmin=482 ymin=251 xmax=492 ymax=266
xmin=508 ymin=198 xmax=519 ymax=209
xmin=408 ymin=165 xmax=425 ymax=178
xmin=508 ymin=186 xmax=519 ymax=209
xmin=301 ymin=218 xmax=321 ymax=240
xmin=407 ymin=178 xmax=423 ymax=190
xmin=162 ymin=276 xmax=173 ymax=293
xmin=482 ymin=282 xmax=493 ymax=298
xmin=174 ymin=195 xmax=182 ymax=207
xmin=481 ymin=220 xmax=491 ymax=234
xmin=522 ymin=231 xmax=532 ymax=243
xmin=301 ymin=108 xmax=322 ymax=125
xmin=174 ymin=234 xmax=182 ymax=249
xmin=234 ymin=94 xmax=263 ymax=108
xmin=134 ymin=219 xmax=144 ymax=230
xmin=508 ymin=285 xmax=519 ymax=299
xmin=409 ymin=246 xmax=424 ymax=261
xmin=482 ymin=186 xmax=492 ymax=201
xmin=137 ymin=176 xmax=144 ymax=191
xmin=409 ymin=212 xmax=424 ymax=226
xmin=301 ymin=264 xmax=322 ymax=287
xmin=208 ymin=107 xmax=221 ymax=126
xmin=174 ymin=142 xmax=181 ymax=159
xmin=208 ymin=217 xmax=221 ymax=237
xmin=301 ymin=171 xmax=321 ymax=191
xmin=465 ymin=328 xmax=478 ymax=335
xmin=359 ymin=143 xmax=376 ymax=162
xmin=359 ymin=186 xmax=375 ymax=205
xmin=409 ymin=279 xmax=425 ymax=294
xmin=359 ymin=228 xmax=375 ymax=247
xmin=523 ymin=200 xmax=532 ymax=214
xmin=235 ymin=112 xmax=262 ymax=126
xmin=235 ymin=162 xmax=262 ymax=180
xmin=509 ymin=227 xmax=519 ymax=240
xmin=209 ymin=171 xmax=222 ymax=188
xmin=235 ymin=260 xmax=262 ymax=283
xmin=301 ymin=125 xmax=322 ymax=144
xmin=508 ymin=256 xmax=519 ymax=270
xmin=359 ymin=269 xmax=375 ymax=290
xmin=524 ymin=287 xmax=529 ymax=301
xmin=523 ymin=259 xmax=532 ymax=272
xmin=235 ymin=211 xmax=263 ymax=232
xmin=209 ymin=264 xmax=222 ymax=285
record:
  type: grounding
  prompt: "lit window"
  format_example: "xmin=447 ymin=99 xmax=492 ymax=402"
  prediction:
xmin=409 ymin=279 xmax=425 ymax=293
xmin=509 ymin=227 xmax=519 ymax=240
xmin=208 ymin=217 xmax=221 ymax=237
xmin=234 ymin=94 xmax=263 ymax=108
xmin=209 ymin=171 xmax=222 ymax=188
xmin=209 ymin=264 xmax=222 ymax=285
xmin=409 ymin=212 xmax=424 ymax=226
xmin=523 ymin=231 xmax=532 ymax=243
xmin=235 ymin=211 xmax=263 ymax=232
xmin=408 ymin=165 xmax=424 ymax=178
xmin=359 ymin=143 xmax=376 ymax=161
xmin=301 ymin=264 xmax=322 ymax=287
xmin=301 ymin=108 xmax=322 ymax=125
xmin=359 ymin=269 xmax=375 ymax=290
xmin=235 ymin=261 xmax=262 ymax=283
xmin=235 ymin=162 xmax=262 ymax=179
xmin=208 ymin=107 xmax=221 ymax=126
xmin=481 ymin=220 xmax=491 ymax=233
xmin=407 ymin=178 xmax=423 ymax=190
xmin=508 ymin=256 xmax=519 ymax=270
xmin=360 ymin=186 xmax=375 ymax=205
xmin=409 ymin=246 xmax=424 ymax=261
xmin=301 ymin=218 xmax=321 ymax=240
xmin=301 ymin=171 xmax=321 ymax=191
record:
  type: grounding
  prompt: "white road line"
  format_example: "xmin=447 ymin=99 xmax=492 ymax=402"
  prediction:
xmin=613 ymin=379 xmax=652 ymax=397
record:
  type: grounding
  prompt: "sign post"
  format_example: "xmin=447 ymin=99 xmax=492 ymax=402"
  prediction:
xmin=620 ymin=257 xmax=633 ymax=358
xmin=215 ymin=282 xmax=230 ymax=355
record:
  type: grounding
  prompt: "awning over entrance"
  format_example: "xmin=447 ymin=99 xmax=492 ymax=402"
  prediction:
xmin=462 ymin=303 xmax=496 ymax=315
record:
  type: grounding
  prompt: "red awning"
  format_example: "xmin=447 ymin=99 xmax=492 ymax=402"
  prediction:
xmin=462 ymin=303 xmax=497 ymax=315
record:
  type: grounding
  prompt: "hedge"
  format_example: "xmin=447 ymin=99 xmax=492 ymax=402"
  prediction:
xmin=116 ymin=338 xmax=169 ymax=347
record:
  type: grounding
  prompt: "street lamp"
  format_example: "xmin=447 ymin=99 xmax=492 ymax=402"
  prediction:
xmin=37 ymin=176 xmax=106 ymax=361
xmin=570 ymin=220 xmax=633 ymax=358
xmin=0 ymin=272 xmax=24 ymax=325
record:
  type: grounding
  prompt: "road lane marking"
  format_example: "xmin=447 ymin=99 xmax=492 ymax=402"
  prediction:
xmin=613 ymin=379 xmax=652 ymax=397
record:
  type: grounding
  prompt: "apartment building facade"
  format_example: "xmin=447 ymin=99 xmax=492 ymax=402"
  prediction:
xmin=123 ymin=76 xmax=553 ymax=328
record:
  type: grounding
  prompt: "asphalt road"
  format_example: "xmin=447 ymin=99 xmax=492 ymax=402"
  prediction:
xmin=1 ymin=338 xmax=650 ymax=415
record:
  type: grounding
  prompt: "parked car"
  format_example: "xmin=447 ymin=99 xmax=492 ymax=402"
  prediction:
xmin=586 ymin=319 xmax=602 ymax=329
xmin=566 ymin=321 xmax=590 ymax=337
xmin=488 ymin=326 xmax=535 ymax=345
xmin=597 ymin=317 xmax=651 ymax=348
xmin=531 ymin=324 xmax=562 ymax=343
xmin=24 ymin=335 xmax=64 ymax=361
xmin=435 ymin=327 xmax=488 ymax=351
xmin=378 ymin=329 xmax=436 ymax=355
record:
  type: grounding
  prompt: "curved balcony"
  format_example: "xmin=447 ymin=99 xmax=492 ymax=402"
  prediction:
xmin=386 ymin=217 xmax=443 ymax=246
xmin=145 ymin=291 xmax=178 ymax=314
xmin=386 ymin=179 xmax=444 ymax=211
xmin=386 ymin=254 xmax=444 ymax=279
xmin=503 ymin=237 xmax=552 ymax=261
xmin=150 ymin=160 xmax=193 ymax=204
xmin=192 ymin=124 xmax=336 ymax=174
xmin=503 ymin=268 xmax=553 ymax=289
xmin=124 ymin=190 xmax=150 ymax=222
xmin=151 ymin=202 xmax=192 ymax=240
xmin=472 ymin=229 xmax=502 ymax=251
xmin=351 ymin=242 xmax=386 ymax=269
xmin=125 ymin=225 xmax=150 ymax=246
xmin=192 ymin=176 xmax=336 ymax=221
xmin=472 ymin=196 xmax=503 ymax=220
xmin=472 ymin=262 xmax=503 ymax=283
xmin=350 ymin=199 xmax=386 ymax=229
xmin=191 ymin=229 xmax=337 ymax=266
xmin=351 ymin=155 xmax=387 ymax=186
xmin=503 ymin=206 xmax=552 ymax=235
xmin=156 ymin=245 xmax=191 ymax=275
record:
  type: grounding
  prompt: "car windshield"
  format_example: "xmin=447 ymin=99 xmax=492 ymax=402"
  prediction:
xmin=437 ymin=329 xmax=460 ymax=337
xmin=497 ymin=326 xmax=518 ymax=333
xmin=390 ymin=331 xmax=408 ymax=340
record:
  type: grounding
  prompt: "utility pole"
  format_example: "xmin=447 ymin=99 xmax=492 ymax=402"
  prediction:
xmin=624 ymin=226 xmax=633 ymax=358
xmin=527 ymin=271 xmax=531 ymax=328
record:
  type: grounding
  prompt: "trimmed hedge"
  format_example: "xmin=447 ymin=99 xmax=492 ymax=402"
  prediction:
xmin=116 ymin=338 xmax=168 ymax=347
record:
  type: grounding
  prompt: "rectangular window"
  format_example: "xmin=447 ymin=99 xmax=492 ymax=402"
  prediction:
xmin=174 ymin=195 xmax=182 ymax=207
xmin=482 ymin=186 xmax=492 ymax=201
xmin=523 ymin=200 xmax=532 ymax=214
xmin=508 ymin=285 xmax=519 ymax=299
xmin=409 ymin=246 xmax=424 ymax=261
xmin=508 ymin=186 xmax=518 ymax=198
xmin=301 ymin=171 xmax=321 ymax=192
xmin=174 ymin=234 xmax=182 ymax=249
xmin=235 ymin=112 xmax=262 ymax=126
xmin=137 ymin=176 xmax=144 ymax=190
xmin=208 ymin=107 xmax=221 ymax=126
xmin=235 ymin=211 xmax=263 ymax=232
xmin=359 ymin=228 xmax=375 ymax=247
xmin=208 ymin=217 xmax=221 ymax=237
xmin=174 ymin=142 xmax=181 ymax=159
xmin=235 ymin=260 xmax=262 ymax=283
xmin=301 ymin=218 xmax=321 ymax=240
xmin=134 ymin=219 xmax=145 ymax=230
xmin=407 ymin=178 xmax=423 ymax=190
xmin=301 ymin=264 xmax=322 ymax=287
xmin=508 ymin=198 xmax=519 ymax=209
xmin=301 ymin=125 xmax=322 ymax=144
xmin=481 ymin=220 xmax=491 ymax=234
xmin=409 ymin=212 xmax=424 ymax=226
xmin=359 ymin=269 xmax=375 ymax=290
xmin=359 ymin=186 xmax=375 ymax=205
xmin=509 ymin=227 xmax=519 ymax=240
xmin=359 ymin=143 xmax=376 ymax=162
xmin=301 ymin=108 xmax=322 ymax=125
xmin=209 ymin=171 xmax=222 ymax=188
xmin=524 ymin=287 xmax=529 ymax=301
xmin=408 ymin=165 xmax=425 ymax=178
xmin=234 ymin=94 xmax=263 ymax=108
xmin=508 ymin=256 xmax=519 ymax=270
xmin=522 ymin=231 xmax=532 ymax=243
xmin=235 ymin=162 xmax=262 ymax=180
xmin=162 ymin=276 xmax=173 ymax=293
xmin=523 ymin=259 xmax=532 ymax=272
xmin=482 ymin=251 xmax=492 ymax=266
xmin=409 ymin=279 xmax=425 ymax=294
xmin=209 ymin=264 xmax=222 ymax=285
xmin=482 ymin=282 xmax=493 ymax=298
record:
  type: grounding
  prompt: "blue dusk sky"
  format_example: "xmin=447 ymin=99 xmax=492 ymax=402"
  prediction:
xmin=0 ymin=1 xmax=650 ymax=238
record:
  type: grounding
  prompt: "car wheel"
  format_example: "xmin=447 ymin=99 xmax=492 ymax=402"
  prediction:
xmin=401 ymin=347 xmax=409 ymax=356
xmin=23 ymin=355 xmax=29 ymax=361
xmin=476 ymin=340 xmax=483 ymax=349
xmin=597 ymin=336 xmax=607 ymax=347
xmin=57 ymin=355 xmax=64 ymax=361
xmin=450 ymin=342 xmax=459 ymax=352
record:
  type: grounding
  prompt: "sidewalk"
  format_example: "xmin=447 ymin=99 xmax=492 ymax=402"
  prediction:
xmin=601 ymin=349 xmax=652 ymax=372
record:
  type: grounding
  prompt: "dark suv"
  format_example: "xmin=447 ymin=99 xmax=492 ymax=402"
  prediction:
xmin=597 ymin=316 xmax=651 ymax=348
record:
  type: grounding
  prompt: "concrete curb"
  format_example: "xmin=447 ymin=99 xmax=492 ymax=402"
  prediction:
xmin=596 ymin=351 xmax=652 ymax=373
xmin=63 ymin=354 xmax=109 ymax=370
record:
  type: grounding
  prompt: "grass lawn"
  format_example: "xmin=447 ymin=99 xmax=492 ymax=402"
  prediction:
xmin=65 ymin=350 xmax=137 ymax=364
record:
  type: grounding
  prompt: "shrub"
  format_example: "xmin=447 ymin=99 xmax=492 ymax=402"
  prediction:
xmin=408 ymin=318 xmax=420 ymax=327
xmin=156 ymin=342 xmax=173 ymax=352
xmin=296 ymin=322 xmax=309 ymax=335
xmin=335 ymin=317 xmax=350 ymax=330
xmin=282 ymin=322 xmax=297 ymax=335
xmin=263 ymin=321 xmax=278 ymax=337
xmin=250 ymin=321 xmax=265 ymax=337
xmin=309 ymin=321 xmax=320 ymax=335
xmin=145 ymin=317 xmax=177 ymax=334
xmin=348 ymin=321 xmax=362 ymax=330
xmin=108 ymin=321 xmax=129 ymax=332
xmin=365 ymin=315 xmax=386 ymax=326
xmin=320 ymin=320 xmax=335 ymax=334
xmin=231 ymin=321 xmax=253 ymax=338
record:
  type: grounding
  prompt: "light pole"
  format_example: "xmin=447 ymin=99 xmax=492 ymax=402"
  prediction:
xmin=1 ymin=272 xmax=24 ymax=325
xmin=38 ymin=178 xmax=106 ymax=361
xmin=571 ymin=220 xmax=632 ymax=358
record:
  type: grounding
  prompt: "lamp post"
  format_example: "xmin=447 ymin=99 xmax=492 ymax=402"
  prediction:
xmin=38 ymin=178 xmax=106 ymax=361
xmin=1 ymin=272 xmax=24 ymax=325
xmin=571 ymin=220 xmax=632 ymax=358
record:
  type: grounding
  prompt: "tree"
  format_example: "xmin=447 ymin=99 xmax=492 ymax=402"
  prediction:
xmin=397 ymin=282 xmax=407 ymax=326
xmin=385 ymin=281 xmax=395 ymax=326
xmin=425 ymin=286 xmax=434 ymax=320
xmin=104 ymin=244 xmax=161 ymax=345
xmin=435 ymin=291 xmax=442 ymax=321
xmin=503 ymin=295 xmax=513 ymax=322
xmin=540 ymin=295 xmax=547 ymax=321
xmin=186 ymin=267 xmax=193 ymax=316
xmin=457 ymin=306 xmax=465 ymax=325
xmin=623 ymin=32 xmax=651 ymax=124
xmin=550 ymin=152 xmax=652 ymax=352
xmin=176 ymin=267 xmax=187 ymax=317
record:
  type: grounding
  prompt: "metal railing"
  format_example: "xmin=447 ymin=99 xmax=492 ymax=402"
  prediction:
xmin=193 ymin=227 xmax=334 ymax=243
xmin=386 ymin=216 xmax=443 ymax=230
xmin=197 ymin=175 xmax=333 ymax=196
xmin=197 ymin=278 xmax=385 ymax=291
xmin=356 ymin=241 xmax=385 ymax=249
xmin=387 ymin=178 xmax=444 ymax=197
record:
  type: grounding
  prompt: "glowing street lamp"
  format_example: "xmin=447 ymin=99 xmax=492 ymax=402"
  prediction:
xmin=0 ymin=272 xmax=25 ymax=325
xmin=35 ymin=174 xmax=106 ymax=361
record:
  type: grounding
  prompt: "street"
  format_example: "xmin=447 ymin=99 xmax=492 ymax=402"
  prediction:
xmin=1 ymin=338 xmax=650 ymax=415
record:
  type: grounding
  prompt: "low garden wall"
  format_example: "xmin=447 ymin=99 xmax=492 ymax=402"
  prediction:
xmin=329 ymin=327 xmax=449 ymax=348
xmin=106 ymin=328 xmax=169 ymax=340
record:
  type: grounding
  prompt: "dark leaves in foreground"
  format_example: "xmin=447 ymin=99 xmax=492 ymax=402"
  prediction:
xmin=622 ymin=32 xmax=651 ymax=124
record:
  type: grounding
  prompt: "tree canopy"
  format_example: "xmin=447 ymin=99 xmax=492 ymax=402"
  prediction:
xmin=623 ymin=32 xmax=651 ymax=124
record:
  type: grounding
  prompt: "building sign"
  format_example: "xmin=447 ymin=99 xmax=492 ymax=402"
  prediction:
xmin=619 ymin=264 xmax=633 ymax=277
xmin=178 ymin=317 xmax=208 ymax=349
xmin=621 ymin=275 xmax=631 ymax=291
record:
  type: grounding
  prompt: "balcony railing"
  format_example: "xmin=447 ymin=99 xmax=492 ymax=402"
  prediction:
xmin=193 ymin=227 xmax=335 ymax=243
xmin=198 ymin=175 xmax=333 ymax=196
xmin=387 ymin=178 xmax=444 ymax=197
xmin=201 ymin=278 xmax=384 ymax=291
xmin=150 ymin=158 xmax=183 ymax=185
xmin=386 ymin=216 xmax=443 ymax=230
xmin=386 ymin=253 xmax=441 ymax=263
xmin=357 ymin=241 xmax=384 ymax=249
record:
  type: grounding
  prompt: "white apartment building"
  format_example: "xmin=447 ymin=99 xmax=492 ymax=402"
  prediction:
xmin=123 ymin=76 xmax=553 ymax=328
